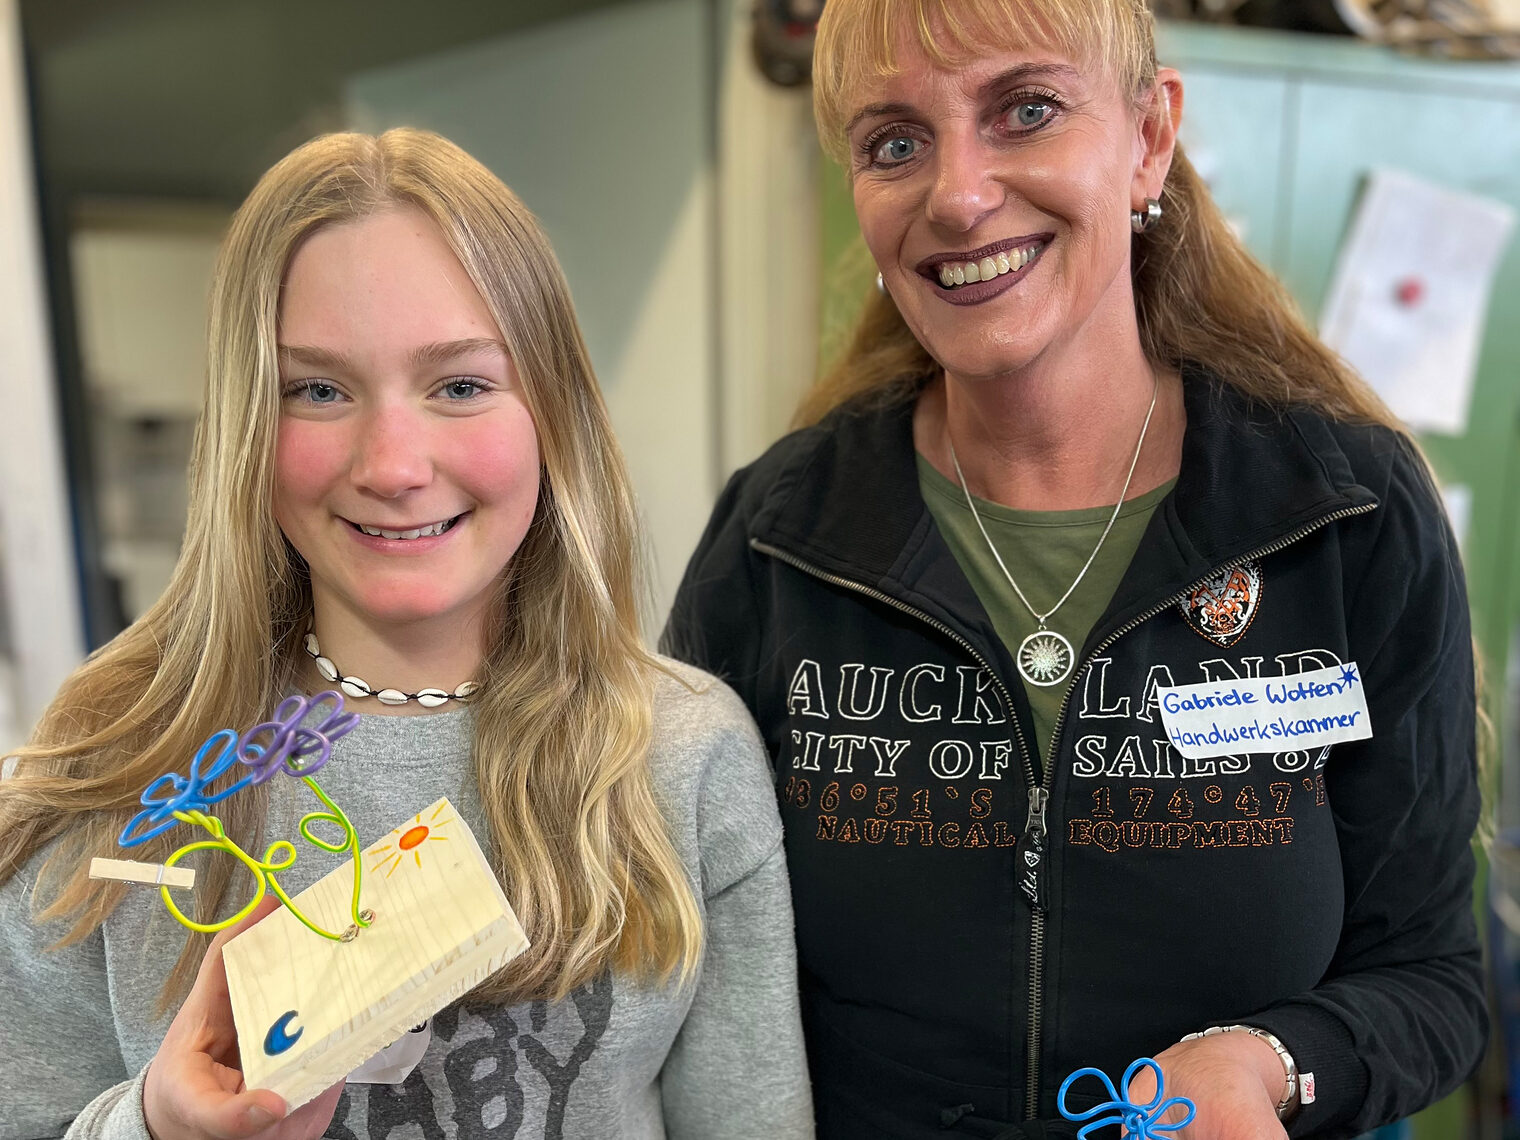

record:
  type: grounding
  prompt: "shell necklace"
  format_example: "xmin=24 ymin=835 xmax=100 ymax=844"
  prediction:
xmin=946 ymin=372 xmax=1158 ymax=689
xmin=303 ymin=631 xmax=479 ymax=708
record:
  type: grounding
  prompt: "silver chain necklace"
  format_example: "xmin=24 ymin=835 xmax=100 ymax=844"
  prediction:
xmin=947 ymin=373 xmax=1159 ymax=688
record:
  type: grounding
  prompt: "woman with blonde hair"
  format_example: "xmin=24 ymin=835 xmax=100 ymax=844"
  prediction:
xmin=666 ymin=0 xmax=1484 ymax=1136
xmin=0 ymin=128 xmax=812 ymax=1140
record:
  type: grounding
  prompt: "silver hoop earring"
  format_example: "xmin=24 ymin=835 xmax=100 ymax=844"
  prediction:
xmin=875 ymin=272 xmax=886 ymax=294
xmin=1131 ymin=197 xmax=1162 ymax=234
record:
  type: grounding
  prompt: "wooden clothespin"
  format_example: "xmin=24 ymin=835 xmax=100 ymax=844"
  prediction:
xmin=89 ymin=857 xmax=196 ymax=891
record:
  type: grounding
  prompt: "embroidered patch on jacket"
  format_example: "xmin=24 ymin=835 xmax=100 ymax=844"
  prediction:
xmin=1179 ymin=562 xmax=1262 ymax=646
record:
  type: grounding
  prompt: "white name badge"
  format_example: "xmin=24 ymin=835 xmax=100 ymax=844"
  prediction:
xmin=347 ymin=1020 xmax=432 ymax=1085
xmin=1157 ymin=662 xmax=1373 ymax=760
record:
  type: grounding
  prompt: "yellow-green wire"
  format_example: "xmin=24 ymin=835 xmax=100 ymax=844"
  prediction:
xmin=157 ymin=774 xmax=369 ymax=940
xmin=296 ymin=775 xmax=370 ymax=930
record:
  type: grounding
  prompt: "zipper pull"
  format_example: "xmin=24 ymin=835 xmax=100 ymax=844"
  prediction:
xmin=1024 ymin=787 xmax=1048 ymax=836
xmin=1015 ymin=787 xmax=1049 ymax=911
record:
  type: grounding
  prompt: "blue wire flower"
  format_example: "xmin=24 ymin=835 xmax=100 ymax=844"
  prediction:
xmin=1057 ymin=1058 xmax=1196 ymax=1140
xmin=118 ymin=729 xmax=252 ymax=847
xmin=118 ymin=691 xmax=360 ymax=847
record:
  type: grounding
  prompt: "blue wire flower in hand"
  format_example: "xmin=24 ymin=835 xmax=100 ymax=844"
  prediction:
xmin=1057 ymin=1058 xmax=1196 ymax=1140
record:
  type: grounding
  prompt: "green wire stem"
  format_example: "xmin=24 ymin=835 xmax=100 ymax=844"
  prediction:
xmin=158 ymin=775 xmax=368 ymax=941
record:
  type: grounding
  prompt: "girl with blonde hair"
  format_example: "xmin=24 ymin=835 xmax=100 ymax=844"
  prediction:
xmin=1 ymin=128 xmax=812 ymax=1140
xmin=667 ymin=0 xmax=1483 ymax=1136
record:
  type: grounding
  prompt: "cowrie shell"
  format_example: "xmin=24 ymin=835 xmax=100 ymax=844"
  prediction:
xmin=340 ymin=677 xmax=372 ymax=698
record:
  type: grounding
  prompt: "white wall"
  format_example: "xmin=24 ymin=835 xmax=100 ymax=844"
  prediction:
xmin=346 ymin=0 xmax=717 ymax=622
xmin=72 ymin=225 xmax=220 ymax=418
xmin=714 ymin=0 xmax=819 ymax=471
xmin=0 ymin=0 xmax=85 ymax=747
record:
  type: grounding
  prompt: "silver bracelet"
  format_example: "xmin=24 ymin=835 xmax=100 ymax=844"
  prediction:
xmin=1178 ymin=1024 xmax=1315 ymax=1120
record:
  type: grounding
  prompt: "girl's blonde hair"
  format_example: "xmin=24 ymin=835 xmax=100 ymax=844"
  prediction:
xmin=801 ymin=0 xmax=1404 ymax=433
xmin=0 ymin=129 xmax=701 ymax=1007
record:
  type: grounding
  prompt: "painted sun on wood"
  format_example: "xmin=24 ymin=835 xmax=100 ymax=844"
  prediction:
xmin=223 ymin=797 xmax=528 ymax=1108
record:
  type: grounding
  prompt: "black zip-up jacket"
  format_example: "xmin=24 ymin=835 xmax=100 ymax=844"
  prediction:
xmin=663 ymin=377 xmax=1485 ymax=1139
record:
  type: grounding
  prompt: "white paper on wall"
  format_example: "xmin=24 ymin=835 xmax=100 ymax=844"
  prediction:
xmin=1319 ymin=168 xmax=1515 ymax=436
xmin=1440 ymin=483 xmax=1472 ymax=554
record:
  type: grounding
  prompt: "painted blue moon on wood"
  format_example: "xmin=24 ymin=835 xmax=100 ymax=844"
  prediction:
xmin=263 ymin=1010 xmax=303 ymax=1056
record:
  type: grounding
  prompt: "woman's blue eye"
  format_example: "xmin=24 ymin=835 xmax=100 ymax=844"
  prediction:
xmin=1009 ymin=101 xmax=1054 ymax=130
xmin=873 ymin=136 xmax=919 ymax=165
xmin=441 ymin=378 xmax=485 ymax=399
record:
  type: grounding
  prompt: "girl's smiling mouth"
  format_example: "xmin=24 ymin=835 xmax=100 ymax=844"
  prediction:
xmin=348 ymin=513 xmax=466 ymax=541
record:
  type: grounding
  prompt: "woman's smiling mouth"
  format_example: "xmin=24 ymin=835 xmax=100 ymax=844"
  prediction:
xmin=918 ymin=237 xmax=1050 ymax=295
xmin=908 ymin=236 xmax=1053 ymax=308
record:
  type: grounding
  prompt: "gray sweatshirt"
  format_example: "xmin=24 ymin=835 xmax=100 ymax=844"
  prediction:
xmin=0 ymin=659 xmax=813 ymax=1140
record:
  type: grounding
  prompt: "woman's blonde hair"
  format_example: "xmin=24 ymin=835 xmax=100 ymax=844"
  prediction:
xmin=800 ymin=0 xmax=1404 ymax=433
xmin=0 ymin=129 xmax=701 ymax=1007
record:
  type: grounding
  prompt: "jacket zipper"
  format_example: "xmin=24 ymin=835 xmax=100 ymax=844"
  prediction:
xmin=750 ymin=540 xmax=1041 ymax=788
xmin=751 ymin=498 xmax=1375 ymax=1121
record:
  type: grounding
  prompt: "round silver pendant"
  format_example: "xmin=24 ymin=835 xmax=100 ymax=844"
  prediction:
xmin=1017 ymin=629 xmax=1075 ymax=687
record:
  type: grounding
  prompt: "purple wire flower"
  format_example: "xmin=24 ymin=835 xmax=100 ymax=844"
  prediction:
xmin=117 ymin=691 xmax=360 ymax=849
xmin=236 ymin=691 xmax=359 ymax=785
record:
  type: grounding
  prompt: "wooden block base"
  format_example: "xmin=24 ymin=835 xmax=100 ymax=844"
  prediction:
xmin=222 ymin=798 xmax=528 ymax=1108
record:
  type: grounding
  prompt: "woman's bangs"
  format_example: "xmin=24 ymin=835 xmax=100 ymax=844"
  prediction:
xmin=816 ymin=0 xmax=1143 ymax=160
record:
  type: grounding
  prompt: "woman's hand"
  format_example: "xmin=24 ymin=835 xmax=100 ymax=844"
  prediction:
xmin=1124 ymin=1030 xmax=1289 ymax=1140
xmin=142 ymin=896 xmax=344 ymax=1140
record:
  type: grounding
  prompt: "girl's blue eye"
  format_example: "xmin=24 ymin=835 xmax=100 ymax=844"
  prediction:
xmin=290 ymin=381 xmax=339 ymax=404
xmin=873 ymin=136 xmax=920 ymax=165
xmin=441 ymin=378 xmax=486 ymax=400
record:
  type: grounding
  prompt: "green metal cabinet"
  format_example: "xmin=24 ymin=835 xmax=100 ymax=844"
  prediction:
xmin=1160 ymin=28 xmax=1520 ymax=1136
xmin=1161 ymin=24 xmax=1520 ymax=731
